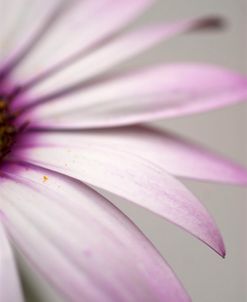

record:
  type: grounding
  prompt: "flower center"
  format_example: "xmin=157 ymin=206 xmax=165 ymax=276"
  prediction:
xmin=0 ymin=97 xmax=17 ymax=161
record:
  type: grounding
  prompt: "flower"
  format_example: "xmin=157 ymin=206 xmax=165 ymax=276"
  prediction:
xmin=0 ymin=1 xmax=247 ymax=301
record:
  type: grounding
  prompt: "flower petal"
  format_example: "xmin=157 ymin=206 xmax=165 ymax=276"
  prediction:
xmin=1 ymin=165 xmax=190 ymax=302
xmin=19 ymin=126 xmax=247 ymax=185
xmin=0 ymin=0 xmax=67 ymax=71
xmin=0 ymin=216 xmax=24 ymax=302
xmin=23 ymin=64 xmax=247 ymax=128
xmin=17 ymin=17 xmax=223 ymax=103
xmin=14 ymin=134 xmax=225 ymax=256
xmin=7 ymin=0 xmax=153 ymax=81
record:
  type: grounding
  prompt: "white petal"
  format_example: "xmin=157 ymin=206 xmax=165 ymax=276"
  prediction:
xmin=21 ymin=64 xmax=247 ymax=127
xmin=1 ymin=166 xmax=190 ymax=302
xmin=13 ymin=135 xmax=225 ymax=256
xmin=0 ymin=216 xmax=24 ymax=302
xmin=16 ymin=17 xmax=221 ymax=102
xmin=18 ymin=126 xmax=247 ymax=185
xmin=6 ymin=0 xmax=152 ymax=80
xmin=0 ymin=0 xmax=66 ymax=67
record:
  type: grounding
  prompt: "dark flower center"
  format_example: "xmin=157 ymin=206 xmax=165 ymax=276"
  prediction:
xmin=0 ymin=96 xmax=17 ymax=161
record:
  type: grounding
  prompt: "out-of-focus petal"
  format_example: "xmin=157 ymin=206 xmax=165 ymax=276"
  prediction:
xmin=17 ymin=17 xmax=223 ymax=102
xmin=0 ymin=216 xmax=24 ymax=302
xmin=22 ymin=64 xmax=247 ymax=127
xmin=0 ymin=0 xmax=67 ymax=68
xmin=5 ymin=0 xmax=153 ymax=80
xmin=1 ymin=165 xmax=190 ymax=302
xmin=19 ymin=126 xmax=247 ymax=185
xmin=13 ymin=136 xmax=225 ymax=256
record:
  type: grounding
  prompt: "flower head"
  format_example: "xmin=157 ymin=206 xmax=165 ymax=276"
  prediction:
xmin=0 ymin=1 xmax=247 ymax=302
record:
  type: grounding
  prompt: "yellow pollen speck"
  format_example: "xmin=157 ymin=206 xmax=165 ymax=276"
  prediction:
xmin=43 ymin=176 xmax=48 ymax=182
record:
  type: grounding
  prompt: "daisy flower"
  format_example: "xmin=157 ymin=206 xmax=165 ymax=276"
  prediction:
xmin=0 ymin=1 xmax=247 ymax=301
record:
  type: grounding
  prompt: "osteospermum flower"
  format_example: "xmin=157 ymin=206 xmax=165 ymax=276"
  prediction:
xmin=0 ymin=0 xmax=247 ymax=301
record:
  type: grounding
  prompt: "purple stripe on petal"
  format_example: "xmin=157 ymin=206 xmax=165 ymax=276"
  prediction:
xmin=0 ymin=0 xmax=69 ymax=78
xmin=15 ymin=17 xmax=224 ymax=106
xmin=21 ymin=64 xmax=247 ymax=128
xmin=17 ymin=126 xmax=247 ymax=185
xmin=13 ymin=137 xmax=225 ymax=256
xmin=9 ymin=0 xmax=153 ymax=87
xmin=1 ymin=164 xmax=191 ymax=302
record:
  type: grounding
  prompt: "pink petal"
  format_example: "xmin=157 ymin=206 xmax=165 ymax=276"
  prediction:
xmin=18 ymin=17 xmax=223 ymax=103
xmin=1 ymin=165 xmax=190 ymax=302
xmin=8 ymin=0 xmax=153 ymax=81
xmin=14 ymin=135 xmax=225 ymax=256
xmin=0 ymin=218 xmax=24 ymax=302
xmin=0 ymin=0 xmax=66 ymax=71
xmin=23 ymin=64 xmax=247 ymax=128
xmin=20 ymin=126 xmax=247 ymax=185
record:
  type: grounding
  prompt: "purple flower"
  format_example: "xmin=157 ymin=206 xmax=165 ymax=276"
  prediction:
xmin=0 ymin=1 xmax=247 ymax=301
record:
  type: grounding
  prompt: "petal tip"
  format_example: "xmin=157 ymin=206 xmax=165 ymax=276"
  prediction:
xmin=195 ymin=16 xmax=226 ymax=31
xmin=214 ymin=236 xmax=226 ymax=258
xmin=219 ymin=245 xmax=226 ymax=259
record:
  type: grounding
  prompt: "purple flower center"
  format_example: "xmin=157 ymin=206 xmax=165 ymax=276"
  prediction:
xmin=0 ymin=96 xmax=17 ymax=161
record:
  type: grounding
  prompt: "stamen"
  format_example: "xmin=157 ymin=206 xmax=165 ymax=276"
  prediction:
xmin=0 ymin=97 xmax=17 ymax=161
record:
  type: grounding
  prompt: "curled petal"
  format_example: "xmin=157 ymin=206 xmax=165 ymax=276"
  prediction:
xmin=1 ymin=166 xmax=190 ymax=302
xmin=14 ymin=135 xmax=225 ymax=256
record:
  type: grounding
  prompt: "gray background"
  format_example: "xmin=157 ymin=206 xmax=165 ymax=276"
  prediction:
xmin=21 ymin=0 xmax=247 ymax=301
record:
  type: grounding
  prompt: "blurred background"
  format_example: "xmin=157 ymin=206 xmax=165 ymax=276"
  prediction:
xmin=21 ymin=0 xmax=247 ymax=301
xmin=119 ymin=1 xmax=247 ymax=301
